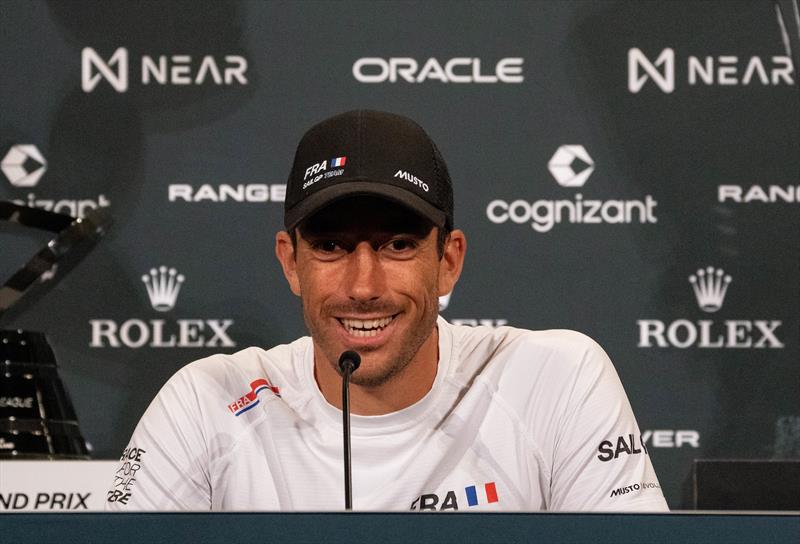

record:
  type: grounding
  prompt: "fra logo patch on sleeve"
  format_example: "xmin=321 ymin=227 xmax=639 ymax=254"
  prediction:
xmin=227 ymin=378 xmax=281 ymax=416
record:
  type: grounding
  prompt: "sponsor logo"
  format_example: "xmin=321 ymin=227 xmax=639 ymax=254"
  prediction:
xmin=107 ymin=447 xmax=146 ymax=505
xmin=394 ymin=170 xmax=429 ymax=192
xmin=168 ymin=184 xmax=286 ymax=203
xmin=718 ymin=185 xmax=799 ymax=204
xmin=7 ymin=192 xmax=111 ymax=219
xmin=302 ymin=156 xmax=348 ymax=190
xmin=2 ymin=144 xmax=111 ymax=219
xmin=81 ymin=47 xmax=248 ymax=93
xmin=597 ymin=433 xmax=649 ymax=462
xmin=353 ymin=57 xmax=524 ymax=84
xmin=628 ymin=48 xmax=794 ymax=93
xmin=547 ymin=145 xmax=595 ymax=187
xmin=487 ymin=146 xmax=657 ymax=232
xmin=438 ymin=290 xmax=507 ymax=328
xmin=1 ymin=492 xmax=90 ymax=510
xmin=142 ymin=266 xmax=184 ymax=312
xmin=228 ymin=378 xmax=281 ymax=416
xmin=629 ymin=48 xmax=674 ymax=93
xmin=304 ymin=160 xmax=328 ymax=180
xmin=610 ymin=482 xmax=661 ymax=498
xmin=410 ymin=482 xmax=499 ymax=511
xmin=89 ymin=266 xmax=236 ymax=348
xmin=0 ymin=397 xmax=34 ymax=409
xmin=637 ymin=267 xmax=784 ymax=349
xmin=775 ymin=415 xmax=800 ymax=457
xmin=689 ymin=267 xmax=731 ymax=313
xmin=82 ymin=47 xmax=128 ymax=92
xmin=642 ymin=429 xmax=700 ymax=448
xmin=1 ymin=145 xmax=47 ymax=187
xmin=451 ymin=319 xmax=508 ymax=327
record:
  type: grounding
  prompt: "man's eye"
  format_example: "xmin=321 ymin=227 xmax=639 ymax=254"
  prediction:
xmin=312 ymin=240 xmax=341 ymax=252
xmin=386 ymin=239 xmax=416 ymax=252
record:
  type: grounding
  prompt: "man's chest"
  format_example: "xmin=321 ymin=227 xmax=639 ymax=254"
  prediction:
xmin=214 ymin=404 xmax=546 ymax=511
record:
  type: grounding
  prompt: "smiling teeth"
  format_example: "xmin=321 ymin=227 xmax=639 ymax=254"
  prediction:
xmin=341 ymin=316 xmax=394 ymax=337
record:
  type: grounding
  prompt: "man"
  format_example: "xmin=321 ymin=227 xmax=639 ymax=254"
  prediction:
xmin=106 ymin=110 xmax=668 ymax=511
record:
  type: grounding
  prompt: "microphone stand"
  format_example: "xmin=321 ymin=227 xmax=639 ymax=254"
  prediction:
xmin=338 ymin=350 xmax=360 ymax=511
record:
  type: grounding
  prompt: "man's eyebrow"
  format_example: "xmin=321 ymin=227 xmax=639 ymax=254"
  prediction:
xmin=302 ymin=230 xmax=428 ymax=240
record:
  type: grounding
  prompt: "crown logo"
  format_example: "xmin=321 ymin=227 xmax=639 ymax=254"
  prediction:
xmin=688 ymin=266 xmax=731 ymax=313
xmin=142 ymin=266 xmax=185 ymax=312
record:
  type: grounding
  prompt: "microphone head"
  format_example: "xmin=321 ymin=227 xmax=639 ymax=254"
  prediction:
xmin=338 ymin=350 xmax=361 ymax=372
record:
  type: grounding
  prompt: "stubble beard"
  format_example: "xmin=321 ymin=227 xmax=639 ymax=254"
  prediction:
xmin=302 ymin=290 xmax=440 ymax=388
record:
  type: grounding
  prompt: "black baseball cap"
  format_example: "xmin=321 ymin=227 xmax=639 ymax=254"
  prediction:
xmin=284 ymin=110 xmax=454 ymax=231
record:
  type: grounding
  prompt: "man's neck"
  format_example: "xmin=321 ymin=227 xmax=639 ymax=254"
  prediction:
xmin=313 ymin=328 xmax=440 ymax=416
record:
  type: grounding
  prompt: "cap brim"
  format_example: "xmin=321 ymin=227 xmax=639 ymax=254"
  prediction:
xmin=284 ymin=180 xmax=446 ymax=231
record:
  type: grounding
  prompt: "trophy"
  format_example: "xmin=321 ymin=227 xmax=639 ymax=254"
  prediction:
xmin=0 ymin=201 xmax=111 ymax=458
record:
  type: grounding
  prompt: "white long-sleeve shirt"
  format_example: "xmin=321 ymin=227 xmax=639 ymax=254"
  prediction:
xmin=106 ymin=317 xmax=668 ymax=511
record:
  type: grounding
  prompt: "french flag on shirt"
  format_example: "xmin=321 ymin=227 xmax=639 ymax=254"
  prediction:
xmin=330 ymin=156 xmax=346 ymax=167
xmin=465 ymin=482 xmax=499 ymax=506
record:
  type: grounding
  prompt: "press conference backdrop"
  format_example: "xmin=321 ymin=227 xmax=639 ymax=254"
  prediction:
xmin=0 ymin=0 xmax=798 ymax=510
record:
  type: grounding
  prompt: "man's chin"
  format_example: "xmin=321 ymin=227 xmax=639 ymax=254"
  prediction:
xmin=348 ymin=366 xmax=402 ymax=388
xmin=331 ymin=351 xmax=403 ymax=387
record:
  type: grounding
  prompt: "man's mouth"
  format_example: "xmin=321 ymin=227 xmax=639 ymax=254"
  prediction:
xmin=338 ymin=315 xmax=397 ymax=337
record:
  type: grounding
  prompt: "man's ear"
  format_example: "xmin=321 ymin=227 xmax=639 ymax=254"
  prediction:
xmin=437 ymin=229 xmax=466 ymax=297
xmin=275 ymin=231 xmax=301 ymax=296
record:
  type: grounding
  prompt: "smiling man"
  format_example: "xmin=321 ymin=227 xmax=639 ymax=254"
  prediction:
xmin=276 ymin=195 xmax=461 ymax=415
xmin=106 ymin=110 xmax=668 ymax=511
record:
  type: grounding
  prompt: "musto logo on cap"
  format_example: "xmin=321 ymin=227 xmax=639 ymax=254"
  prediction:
xmin=394 ymin=170 xmax=429 ymax=192
xmin=302 ymin=156 xmax=347 ymax=190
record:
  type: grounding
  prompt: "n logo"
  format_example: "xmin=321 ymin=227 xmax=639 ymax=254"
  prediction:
xmin=82 ymin=47 xmax=128 ymax=93
xmin=628 ymin=48 xmax=675 ymax=93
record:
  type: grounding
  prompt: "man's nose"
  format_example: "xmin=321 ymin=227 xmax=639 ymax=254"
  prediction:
xmin=345 ymin=242 xmax=384 ymax=302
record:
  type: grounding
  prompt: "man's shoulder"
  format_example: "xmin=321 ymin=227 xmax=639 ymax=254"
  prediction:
xmin=446 ymin=319 xmax=605 ymax=371
xmin=443 ymin=319 xmax=615 ymax=404
xmin=166 ymin=336 xmax=312 ymax=396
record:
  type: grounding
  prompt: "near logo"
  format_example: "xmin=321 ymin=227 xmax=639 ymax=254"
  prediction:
xmin=628 ymin=48 xmax=675 ymax=93
xmin=628 ymin=47 xmax=794 ymax=93
xmin=81 ymin=47 xmax=248 ymax=93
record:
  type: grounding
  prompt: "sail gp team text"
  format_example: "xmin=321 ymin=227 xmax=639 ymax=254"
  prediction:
xmin=302 ymin=168 xmax=344 ymax=190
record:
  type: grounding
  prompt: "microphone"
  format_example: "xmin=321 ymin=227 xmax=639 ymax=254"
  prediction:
xmin=338 ymin=350 xmax=360 ymax=511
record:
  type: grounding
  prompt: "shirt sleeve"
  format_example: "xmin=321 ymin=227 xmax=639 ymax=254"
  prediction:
xmin=104 ymin=368 xmax=212 ymax=511
xmin=546 ymin=336 xmax=669 ymax=511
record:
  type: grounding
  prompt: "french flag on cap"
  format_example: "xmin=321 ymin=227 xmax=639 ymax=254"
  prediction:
xmin=330 ymin=156 xmax=346 ymax=167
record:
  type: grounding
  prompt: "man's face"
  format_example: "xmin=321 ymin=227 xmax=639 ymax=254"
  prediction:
xmin=276 ymin=196 xmax=463 ymax=387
